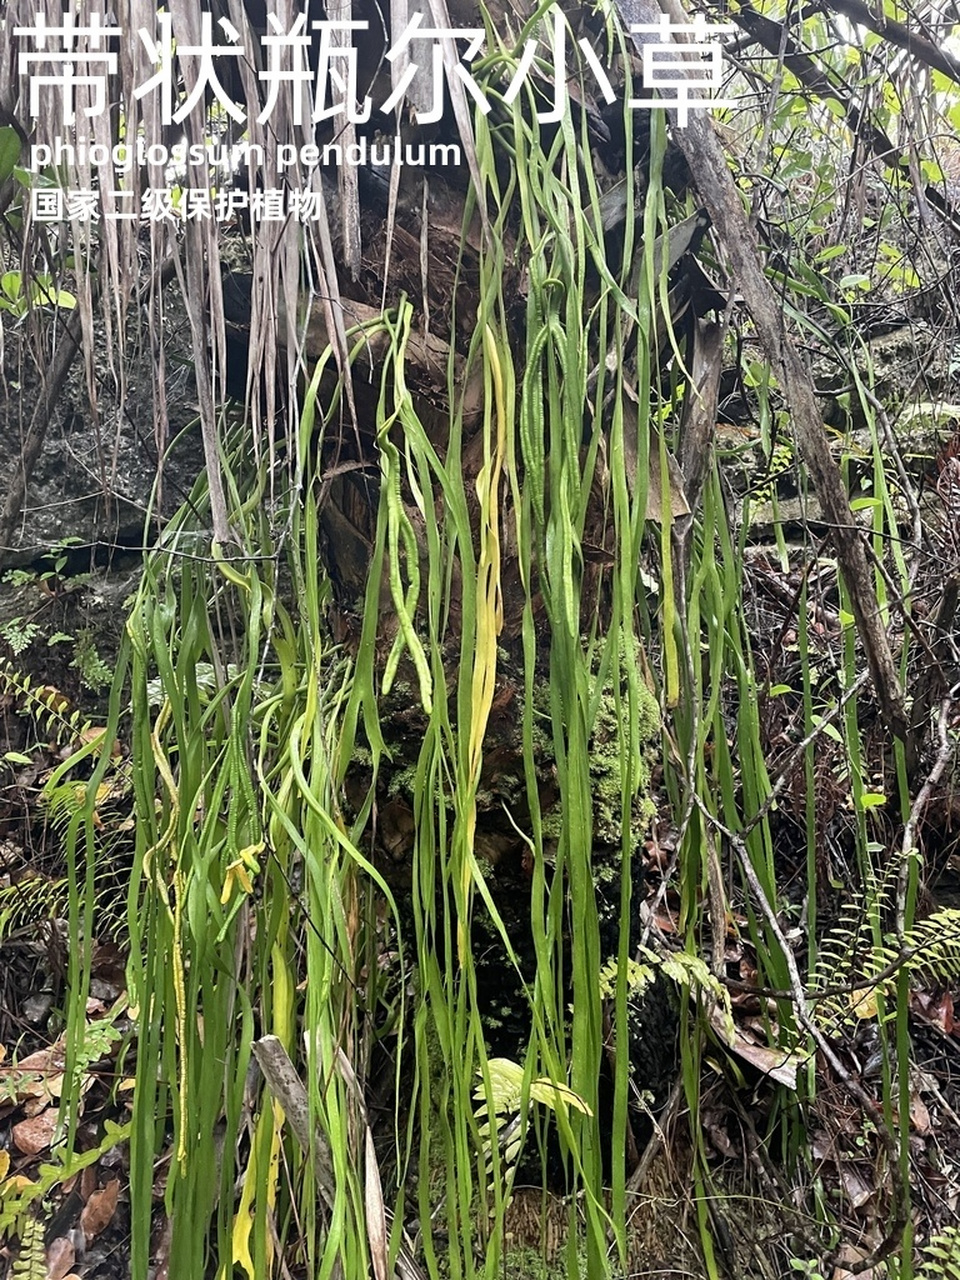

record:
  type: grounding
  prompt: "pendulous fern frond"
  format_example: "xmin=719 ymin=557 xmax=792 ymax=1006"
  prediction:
xmin=0 ymin=655 xmax=96 ymax=746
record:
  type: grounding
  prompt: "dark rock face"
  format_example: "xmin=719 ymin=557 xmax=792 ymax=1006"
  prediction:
xmin=1 ymin=293 xmax=204 ymax=569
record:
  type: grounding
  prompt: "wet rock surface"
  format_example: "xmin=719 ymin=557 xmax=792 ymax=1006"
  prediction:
xmin=1 ymin=292 xmax=205 ymax=570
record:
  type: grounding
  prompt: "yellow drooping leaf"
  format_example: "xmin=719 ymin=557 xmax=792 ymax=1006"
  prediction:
xmin=220 ymin=861 xmax=253 ymax=903
xmin=529 ymin=1077 xmax=593 ymax=1116
xmin=850 ymin=988 xmax=878 ymax=1020
xmin=477 ymin=1058 xmax=593 ymax=1118
xmin=0 ymin=1173 xmax=36 ymax=1194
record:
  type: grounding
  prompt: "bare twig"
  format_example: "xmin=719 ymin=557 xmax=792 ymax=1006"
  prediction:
xmin=897 ymin=693 xmax=957 ymax=941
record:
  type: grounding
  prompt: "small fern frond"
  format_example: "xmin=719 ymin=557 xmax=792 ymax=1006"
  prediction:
xmin=918 ymin=1226 xmax=960 ymax=1280
xmin=903 ymin=909 xmax=960 ymax=988
xmin=475 ymin=1058 xmax=592 ymax=1122
xmin=10 ymin=1212 xmax=46 ymax=1280
xmin=808 ymin=863 xmax=903 ymax=1031
xmin=811 ymin=895 xmax=960 ymax=1033
xmin=0 ymin=656 xmax=95 ymax=746
xmin=473 ymin=1058 xmax=592 ymax=1186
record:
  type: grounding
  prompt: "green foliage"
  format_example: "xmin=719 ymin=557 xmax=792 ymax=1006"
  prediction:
xmin=30 ymin=0 xmax=960 ymax=1275
xmin=787 ymin=1260 xmax=826 ymax=1280
xmin=0 ymin=543 xmax=105 ymax=681
xmin=904 ymin=910 xmax=960 ymax=988
xmin=0 ymin=271 xmax=76 ymax=316
xmin=599 ymin=948 xmax=733 ymax=1041
xmin=69 ymin=626 xmax=114 ymax=691
xmin=9 ymin=1213 xmax=46 ymax=1280
xmin=0 ymin=126 xmax=20 ymax=186
xmin=0 ymin=871 xmax=68 ymax=943
xmin=82 ymin=46 xmax=673 ymax=1276
xmin=598 ymin=956 xmax=656 ymax=1001
xmin=919 ymin=1228 xmax=960 ymax=1280
xmin=811 ymin=876 xmax=960 ymax=1033
xmin=1 ymin=539 xmax=84 ymax=589
xmin=0 ymin=618 xmax=42 ymax=654
xmin=474 ymin=1059 xmax=592 ymax=1187
xmin=0 ymin=1121 xmax=131 ymax=1236
xmin=809 ymin=866 xmax=900 ymax=1029
xmin=0 ymin=656 xmax=96 ymax=745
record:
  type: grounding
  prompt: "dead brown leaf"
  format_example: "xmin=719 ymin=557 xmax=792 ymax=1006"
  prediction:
xmin=75 ymin=726 xmax=121 ymax=757
xmin=910 ymin=989 xmax=955 ymax=1034
xmin=80 ymin=1178 xmax=119 ymax=1242
xmin=8 ymin=1044 xmax=67 ymax=1101
xmin=832 ymin=1243 xmax=874 ymax=1279
xmin=910 ymin=1093 xmax=932 ymax=1135
xmin=707 ymin=1006 xmax=807 ymax=1088
xmin=80 ymin=1163 xmax=98 ymax=1200
xmin=45 ymin=1236 xmax=76 ymax=1280
xmin=12 ymin=1108 xmax=57 ymax=1154
xmin=22 ymin=1095 xmax=53 ymax=1117
xmin=838 ymin=1163 xmax=873 ymax=1210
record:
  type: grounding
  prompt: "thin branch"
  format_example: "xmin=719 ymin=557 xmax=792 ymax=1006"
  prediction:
xmin=811 ymin=0 xmax=960 ymax=85
xmin=897 ymin=693 xmax=957 ymax=941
